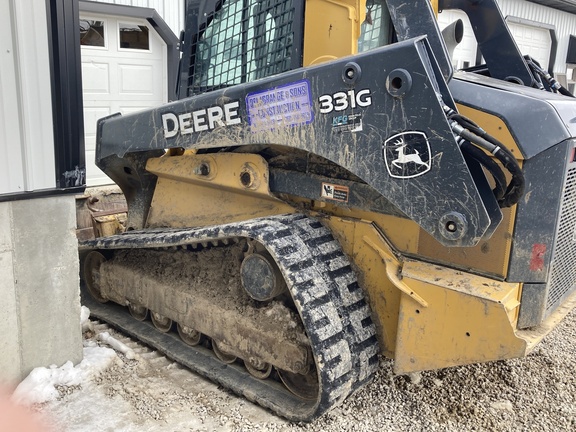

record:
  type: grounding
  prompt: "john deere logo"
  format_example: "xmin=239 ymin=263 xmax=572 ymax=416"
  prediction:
xmin=383 ymin=131 xmax=431 ymax=179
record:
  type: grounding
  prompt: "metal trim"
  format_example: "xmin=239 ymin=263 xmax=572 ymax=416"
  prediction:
xmin=0 ymin=187 xmax=86 ymax=203
xmin=45 ymin=0 xmax=86 ymax=192
xmin=527 ymin=0 xmax=576 ymax=15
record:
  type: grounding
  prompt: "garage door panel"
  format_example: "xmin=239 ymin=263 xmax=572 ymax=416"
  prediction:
xmin=119 ymin=105 xmax=155 ymax=115
xmin=82 ymin=62 xmax=110 ymax=94
xmin=84 ymin=107 xmax=111 ymax=137
xmin=85 ymin=149 xmax=110 ymax=185
xmin=507 ymin=22 xmax=551 ymax=71
xmin=118 ymin=64 xmax=156 ymax=95
xmin=81 ymin=13 xmax=168 ymax=186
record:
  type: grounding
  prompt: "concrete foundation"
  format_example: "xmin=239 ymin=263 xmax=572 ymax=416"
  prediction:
xmin=0 ymin=195 xmax=82 ymax=385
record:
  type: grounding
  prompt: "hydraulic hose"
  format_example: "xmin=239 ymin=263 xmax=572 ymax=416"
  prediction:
xmin=525 ymin=56 xmax=574 ymax=97
xmin=460 ymin=141 xmax=507 ymax=201
xmin=444 ymin=106 xmax=525 ymax=208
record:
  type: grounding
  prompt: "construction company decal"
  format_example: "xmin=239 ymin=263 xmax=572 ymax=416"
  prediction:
xmin=321 ymin=182 xmax=349 ymax=203
xmin=332 ymin=113 xmax=363 ymax=133
xmin=162 ymin=101 xmax=241 ymax=138
xmin=245 ymin=80 xmax=314 ymax=132
xmin=383 ymin=131 xmax=431 ymax=179
xmin=318 ymin=89 xmax=371 ymax=133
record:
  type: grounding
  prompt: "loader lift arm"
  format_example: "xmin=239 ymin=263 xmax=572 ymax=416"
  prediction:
xmin=97 ymin=37 xmax=498 ymax=247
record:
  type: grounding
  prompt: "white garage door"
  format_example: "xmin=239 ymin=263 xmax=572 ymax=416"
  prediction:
xmin=507 ymin=21 xmax=552 ymax=71
xmin=81 ymin=14 xmax=168 ymax=186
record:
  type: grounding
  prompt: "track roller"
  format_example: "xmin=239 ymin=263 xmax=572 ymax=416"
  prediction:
xmin=212 ymin=340 xmax=237 ymax=364
xmin=245 ymin=358 xmax=273 ymax=379
xmin=177 ymin=323 xmax=203 ymax=346
xmin=151 ymin=312 xmax=172 ymax=333
xmin=128 ymin=303 xmax=148 ymax=321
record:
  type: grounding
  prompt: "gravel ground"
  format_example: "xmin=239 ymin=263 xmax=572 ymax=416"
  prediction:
xmin=294 ymin=307 xmax=576 ymax=432
xmin=36 ymin=308 xmax=576 ymax=432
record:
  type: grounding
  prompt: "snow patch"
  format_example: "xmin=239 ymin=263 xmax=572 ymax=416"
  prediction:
xmin=12 ymin=346 xmax=117 ymax=406
xmin=490 ymin=400 xmax=514 ymax=411
xmin=407 ymin=372 xmax=422 ymax=385
xmin=80 ymin=306 xmax=93 ymax=333
xmin=97 ymin=331 xmax=136 ymax=360
xmin=80 ymin=306 xmax=90 ymax=326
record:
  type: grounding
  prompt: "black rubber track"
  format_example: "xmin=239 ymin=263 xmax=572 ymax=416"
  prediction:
xmin=80 ymin=213 xmax=380 ymax=421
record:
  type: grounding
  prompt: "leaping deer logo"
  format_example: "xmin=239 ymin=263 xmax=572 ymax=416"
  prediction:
xmin=391 ymin=137 xmax=429 ymax=169
xmin=383 ymin=131 xmax=431 ymax=179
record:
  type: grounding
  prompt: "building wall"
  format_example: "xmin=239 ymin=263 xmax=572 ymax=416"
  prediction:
xmin=439 ymin=1 xmax=576 ymax=76
xmin=0 ymin=0 xmax=56 ymax=195
xmin=0 ymin=0 xmax=83 ymax=384
xmin=0 ymin=196 xmax=82 ymax=384
xmin=499 ymin=0 xmax=576 ymax=75
xmin=90 ymin=0 xmax=185 ymax=36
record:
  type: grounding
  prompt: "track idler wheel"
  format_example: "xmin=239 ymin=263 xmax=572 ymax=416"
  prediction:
xmin=241 ymin=248 xmax=286 ymax=301
xmin=277 ymin=368 xmax=319 ymax=400
xmin=151 ymin=311 xmax=172 ymax=333
xmin=83 ymin=251 xmax=108 ymax=303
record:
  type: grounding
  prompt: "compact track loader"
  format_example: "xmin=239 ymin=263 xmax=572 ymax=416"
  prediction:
xmin=80 ymin=0 xmax=576 ymax=421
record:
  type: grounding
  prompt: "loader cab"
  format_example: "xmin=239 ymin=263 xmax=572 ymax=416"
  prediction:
xmin=358 ymin=0 xmax=394 ymax=53
xmin=179 ymin=0 xmax=564 ymax=100
xmin=178 ymin=0 xmax=397 ymax=99
xmin=179 ymin=0 xmax=304 ymax=98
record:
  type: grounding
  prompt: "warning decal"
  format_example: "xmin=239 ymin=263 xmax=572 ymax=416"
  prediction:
xmin=321 ymin=183 xmax=349 ymax=203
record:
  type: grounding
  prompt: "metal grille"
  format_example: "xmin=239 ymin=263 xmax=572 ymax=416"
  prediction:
xmin=546 ymin=166 xmax=576 ymax=314
xmin=188 ymin=0 xmax=295 ymax=96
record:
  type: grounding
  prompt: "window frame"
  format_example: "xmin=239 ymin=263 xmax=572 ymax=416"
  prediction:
xmin=79 ymin=16 xmax=108 ymax=50
xmin=117 ymin=19 xmax=153 ymax=53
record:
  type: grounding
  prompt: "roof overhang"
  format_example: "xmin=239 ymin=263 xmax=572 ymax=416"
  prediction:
xmin=528 ymin=0 xmax=576 ymax=15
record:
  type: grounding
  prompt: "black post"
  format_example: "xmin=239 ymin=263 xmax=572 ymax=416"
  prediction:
xmin=45 ymin=0 xmax=86 ymax=190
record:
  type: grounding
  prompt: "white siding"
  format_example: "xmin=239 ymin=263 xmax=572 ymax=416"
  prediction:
xmin=90 ymin=0 xmax=185 ymax=36
xmin=498 ymin=0 xmax=576 ymax=74
xmin=0 ymin=0 xmax=56 ymax=194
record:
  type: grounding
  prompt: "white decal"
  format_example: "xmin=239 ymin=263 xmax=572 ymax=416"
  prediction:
xmin=332 ymin=113 xmax=363 ymax=133
xmin=318 ymin=89 xmax=372 ymax=114
xmin=162 ymin=101 xmax=241 ymax=138
xmin=383 ymin=131 xmax=431 ymax=179
xmin=246 ymin=80 xmax=313 ymax=132
xmin=392 ymin=145 xmax=428 ymax=169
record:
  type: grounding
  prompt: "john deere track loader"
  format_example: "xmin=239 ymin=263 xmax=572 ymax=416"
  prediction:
xmin=80 ymin=0 xmax=576 ymax=421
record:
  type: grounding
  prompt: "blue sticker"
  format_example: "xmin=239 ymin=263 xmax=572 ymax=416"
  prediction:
xmin=246 ymin=80 xmax=314 ymax=132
